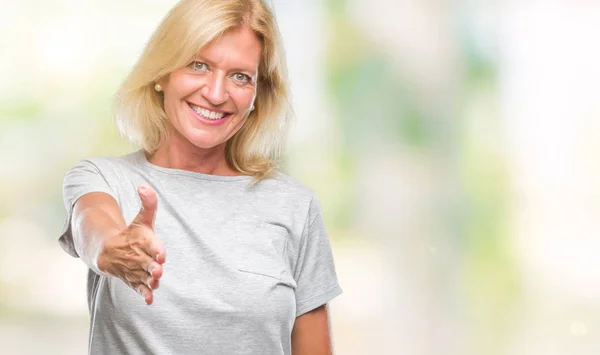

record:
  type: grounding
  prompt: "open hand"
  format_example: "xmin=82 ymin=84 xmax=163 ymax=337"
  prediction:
xmin=97 ymin=184 xmax=166 ymax=305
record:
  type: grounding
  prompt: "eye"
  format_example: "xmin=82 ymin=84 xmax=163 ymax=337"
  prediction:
xmin=232 ymin=73 xmax=251 ymax=85
xmin=189 ymin=61 xmax=208 ymax=72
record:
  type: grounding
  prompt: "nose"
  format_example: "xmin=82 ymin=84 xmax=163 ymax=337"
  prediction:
xmin=201 ymin=73 xmax=229 ymax=106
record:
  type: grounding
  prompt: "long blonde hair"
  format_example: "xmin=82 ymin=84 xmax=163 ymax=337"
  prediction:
xmin=115 ymin=0 xmax=292 ymax=180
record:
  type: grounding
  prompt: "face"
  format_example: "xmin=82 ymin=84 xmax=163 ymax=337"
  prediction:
xmin=161 ymin=26 xmax=261 ymax=151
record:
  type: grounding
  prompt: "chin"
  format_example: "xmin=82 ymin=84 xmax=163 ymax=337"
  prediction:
xmin=186 ymin=133 xmax=225 ymax=150
xmin=171 ymin=121 xmax=231 ymax=151
xmin=193 ymin=142 xmax=222 ymax=150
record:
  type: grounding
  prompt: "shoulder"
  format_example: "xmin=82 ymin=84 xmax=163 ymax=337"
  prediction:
xmin=68 ymin=151 xmax=142 ymax=174
xmin=255 ymin=171 xmax=316 ymax=201
xmin=248 ymin=171 xmax=324 ymax=223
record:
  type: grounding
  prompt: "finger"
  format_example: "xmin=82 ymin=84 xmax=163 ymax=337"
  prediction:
xmin=133 ymin=184 xmax=157 ymax=229
xmin=124 ymin=269 xmax=153 ymax=285
xmin=155 ymin=249 xmax=166 ymax=264
xmin=146 ymin=261 xmax=163 ymax=280
xmin=149 ymin=278 xmax=160 ymax=290
xmin=147 ymin=239 xmax=166 ymax=265
xmin=136 ymin=235 xmax=165 ymax=266
xmin=137 ymin=284 xmax=154 ymax=305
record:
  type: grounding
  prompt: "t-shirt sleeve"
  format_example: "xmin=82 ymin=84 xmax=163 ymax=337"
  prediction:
xmin=58 ymin=159 xmax=118 ymax=258
xmin=293 ymin=196 xmax=343 ymax=317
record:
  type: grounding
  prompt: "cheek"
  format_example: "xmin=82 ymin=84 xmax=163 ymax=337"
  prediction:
xmin=163 ymin=85 xmax=196 ymax=121
xmin=162 ymin=95 xmax=181 ymax=127
xmin=164 ymin=74 xmax=203 ymax=106
xmin=231 ymin=88 xmax=256 ymax=110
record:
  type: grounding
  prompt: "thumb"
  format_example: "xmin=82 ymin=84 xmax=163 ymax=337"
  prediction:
xmin=133 ymin=184 xmax=157 ymax=229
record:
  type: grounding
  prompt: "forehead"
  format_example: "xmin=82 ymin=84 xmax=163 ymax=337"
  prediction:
xmin=197 ymin=26 xmax=262 ymax=70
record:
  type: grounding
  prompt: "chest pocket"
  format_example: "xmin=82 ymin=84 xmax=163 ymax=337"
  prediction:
xmin=234 ymin=219 xmax=297 ymax=289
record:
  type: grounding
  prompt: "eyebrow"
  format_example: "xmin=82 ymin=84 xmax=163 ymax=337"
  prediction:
xmin=194 ymin=54 xmax=257 ymax=76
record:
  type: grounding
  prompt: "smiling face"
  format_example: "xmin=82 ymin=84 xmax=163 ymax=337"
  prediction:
xmin=161 ymin=26 xmax=261 ymax=151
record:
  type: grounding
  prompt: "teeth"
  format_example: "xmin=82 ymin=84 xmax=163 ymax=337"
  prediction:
xmin=190 ymin=104 xmax=226 ymax=120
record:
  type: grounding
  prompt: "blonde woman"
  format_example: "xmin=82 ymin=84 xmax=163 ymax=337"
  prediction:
xmin=58 ymin=0 xmax=342 ymax=354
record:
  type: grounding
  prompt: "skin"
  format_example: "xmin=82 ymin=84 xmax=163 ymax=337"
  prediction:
xmin=292 ymin=305 xmax=334 ymax=355
xmin=71 ymin=25 xmax=333 ymax=354
xmin=151 ymin=26 xmax=260 ymax=175
xmin=72 ymin=186 xmax=165 ymax=305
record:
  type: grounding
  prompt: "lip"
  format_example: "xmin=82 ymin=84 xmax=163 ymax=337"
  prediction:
xmin=187 ymin=103 xmax=231 ymax=126
xmin=187 ymin=102 xmax=231 ymax=114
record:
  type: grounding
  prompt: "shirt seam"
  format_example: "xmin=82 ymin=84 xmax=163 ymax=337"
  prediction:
xmin=296 ymin=282 xmax=341 ymax=305
xmin=137 ymin=151 xmax=253 ymax=182
xmin=293 ymin=196 xmax=315 ymax=276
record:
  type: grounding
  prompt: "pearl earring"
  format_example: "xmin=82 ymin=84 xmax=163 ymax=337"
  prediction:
xmin=249 ymin=104 xmax=255 ymax=112
xmin=154 ymin=84 xmax=163 ymax=92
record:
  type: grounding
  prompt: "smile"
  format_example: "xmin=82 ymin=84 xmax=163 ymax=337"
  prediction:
xmin=188 ymin=103 xmax=231 ymax=121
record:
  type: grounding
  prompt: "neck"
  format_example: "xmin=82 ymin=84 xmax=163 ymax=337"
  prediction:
xmin=147 ymin=131 xmax=241 ymax=176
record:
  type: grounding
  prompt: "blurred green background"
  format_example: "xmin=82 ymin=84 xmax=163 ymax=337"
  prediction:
xmin=2 ymin=0 xmax=600 ymax=354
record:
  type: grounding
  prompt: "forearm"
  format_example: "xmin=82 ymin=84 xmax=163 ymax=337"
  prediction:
xmin=72 ymin=206 xmax=125 ymax=274
xmin=291 ymin=305 xmax=333 ymax=355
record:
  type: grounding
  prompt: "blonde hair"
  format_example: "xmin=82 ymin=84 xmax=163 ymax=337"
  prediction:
xmin=115 ymin=0 xmax=291 ymax=181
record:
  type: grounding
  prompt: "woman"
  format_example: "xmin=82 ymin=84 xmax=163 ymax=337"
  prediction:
xmin=58 ymin=0 xmax=342 ymax=354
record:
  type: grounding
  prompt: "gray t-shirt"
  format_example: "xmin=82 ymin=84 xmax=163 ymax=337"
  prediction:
xmin=59 ymin=150 xmax=342 ymax=355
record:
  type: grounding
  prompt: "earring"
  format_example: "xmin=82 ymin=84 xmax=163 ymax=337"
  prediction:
xmin=249 ymin=104 xmax=255 ymax=112
xmin=154 ymin=83 xmax=163 ymax=92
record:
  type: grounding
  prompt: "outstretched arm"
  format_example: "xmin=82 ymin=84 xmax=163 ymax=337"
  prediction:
xmin=71 ymin=184 xmax=166 ymax=304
